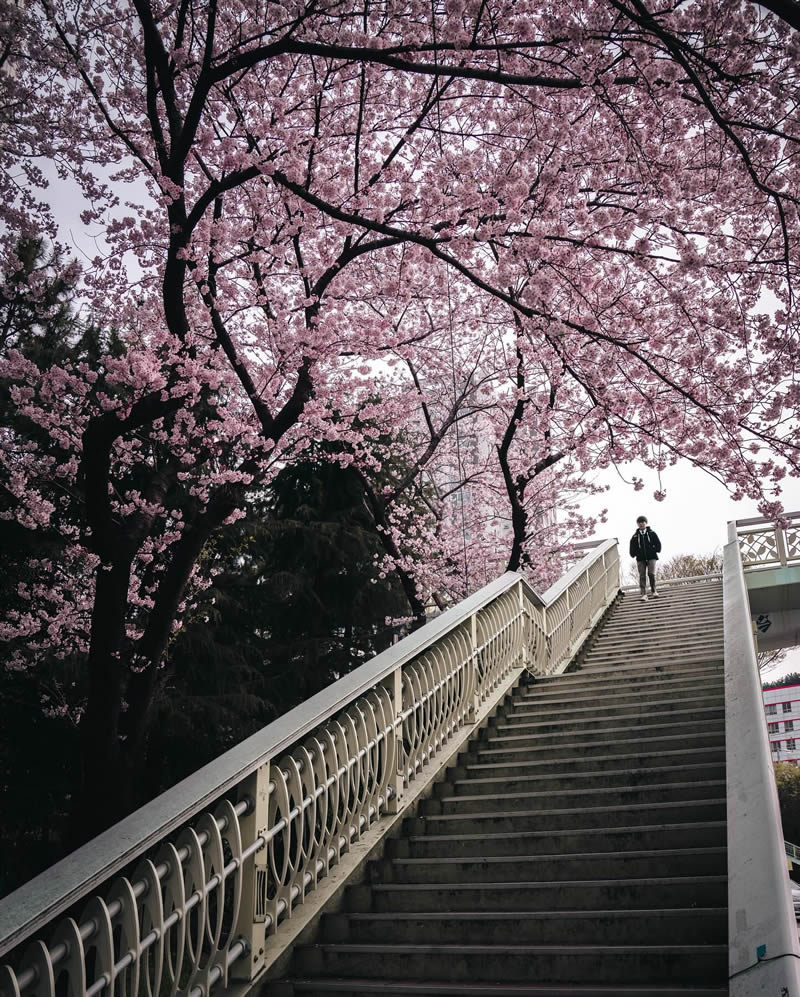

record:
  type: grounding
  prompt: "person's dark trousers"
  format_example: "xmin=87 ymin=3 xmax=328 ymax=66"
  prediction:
xmin=638 ymin=559 xmax=657 ymax=594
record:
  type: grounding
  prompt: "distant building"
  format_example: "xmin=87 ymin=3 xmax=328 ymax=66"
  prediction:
xmin=763 ymin=683 xmax=800 ymax=764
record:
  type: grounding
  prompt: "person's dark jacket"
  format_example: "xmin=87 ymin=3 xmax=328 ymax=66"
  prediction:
xmin=629 ymin=527 xmax=661 ymax=561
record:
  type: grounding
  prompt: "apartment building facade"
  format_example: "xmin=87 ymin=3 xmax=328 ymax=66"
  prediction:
xmin=763 ymin=682 xmax=800 ymax=764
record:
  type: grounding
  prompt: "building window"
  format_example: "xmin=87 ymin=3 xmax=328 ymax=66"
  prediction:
xmin=784 ymin=702 xmax=793 ymax=714
xmin=787 ymin=720 xmax=795 ymax=732
xmin=767 ymin=704 xmax=778 ymax=715
xmin=769 ymin=722 xmax=780 ymax=733
xmin=788 ymin=739 xmax=797 ymax=751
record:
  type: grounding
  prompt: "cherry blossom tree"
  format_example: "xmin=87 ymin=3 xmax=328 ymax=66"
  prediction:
xmin=1 ymin=0 xmax=800 ymax=839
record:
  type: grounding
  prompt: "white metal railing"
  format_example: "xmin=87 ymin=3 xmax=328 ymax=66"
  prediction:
xmin=723 ymin=522 xmax=800 ymax=995
xmin=0 ymin=541 xmax=620 ymax=997
xmin=786 ymin=840 xmax=800 ymax=865
xmin=733 ymin=511 xmax=800 ymax=571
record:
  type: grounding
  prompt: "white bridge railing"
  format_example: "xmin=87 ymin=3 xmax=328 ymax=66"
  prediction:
xmin=0 ymin=541 xmax=619 ymax=997
xmin=724 ymin=521 xmax=800 ymax=995
xmin=733 ymin=511 xmax=800 ymax=570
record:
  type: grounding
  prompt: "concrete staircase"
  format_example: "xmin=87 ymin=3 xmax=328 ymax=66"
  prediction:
xmin=268 ymin=579 xmax=727 ymax=995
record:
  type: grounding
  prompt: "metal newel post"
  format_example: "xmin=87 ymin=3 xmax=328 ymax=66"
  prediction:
xmin=382 ymin=668 xmax=406 ymax=815
xmin=584 ymin=567 xmax=591 ymax=619
xmin=231 ymin=761 xmax=270 ymax=981
xmin=518 ymin=580 xmax=529 ymax=671
xmin=567 ymin=579 xmax=574 ymax=637
xmin=470 ymin=612 xmax=481 ymax=719
xmin=777 ymin=524 xmax=789 ymax=567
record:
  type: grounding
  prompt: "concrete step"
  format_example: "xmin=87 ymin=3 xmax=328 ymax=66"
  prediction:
xmin=516 ymin=667 xmax=723 ymax=700
xmin=421 ymin=778 xmax=726 ymax=815
xmin=615 ymin=585 xmax=721 ymax=602
xmin=608 ymin=594 xmax=721 ymax=613
xmin=459 ymin=745 xmax=725 ymax=779
xmin=434 ymin=761 xmax=724 ymax=798
xmin=480 ymin=714 xmax=724 ymax=750
xmin=500 ymin=683 xmax=725 ymax=728
xmin=581 ymin=651 xmax=725 ymax=673
xmin=607 ymin=616 xmax=723 ymax=631
xmin=321 ymin=908 xmax=727 ymax=946
xmin=589 ymin=616 xmax=723 ymax=648
xmin=589 ymin=615 xmax=722 ymax=634
xmin=282 ymin=973 xmax=729 ymax=996
xmin=579 ymin=651 xmax=724 ymax=672
xmin=593 ymin=608 xmax=722 ymax=626
xmin=581 ymin=640 xmax=723 ymax=663
xmin=410 ymin=798 xmax=728 ymax=836
xmin=587 ymin=619 xmax=722 ymax=639
xmin=468 ymin=728 xmax=725 ymax=763
xmin=392 ymin=821 xmax=726 ymax=860
xmin=503 ymin=680 xmax=723 ymax=716
xmin=357 ymin=875 xmax=729 ymax=913
xmin=491 ymin=703 xmax=724 ymax=736
xmin=616 ymin=586 xmax=721 ymax=601
xmin=294 ymin=942 xmax=727 ymax=985
xmin=533 ymin=659 xmax=724 ymax=683
xmin=369 ymin=847 xmax=727 ymax=884
xmin=595 ymin=614 xmax=722 ymax=633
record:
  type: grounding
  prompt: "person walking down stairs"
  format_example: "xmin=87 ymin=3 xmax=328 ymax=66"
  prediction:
xmin=630 ymin=515 xmax=661 ymax=602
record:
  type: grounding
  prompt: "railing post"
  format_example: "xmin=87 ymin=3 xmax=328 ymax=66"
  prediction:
xmin=566 ymin=584 xmax=572 ymax=637
xmin=469 ymin=611 xmax=481 ymax=720
xmin=232 ymin=761 xmax=270 ymax=981
xmin=381 ymin=668 xmax=406 ymax=815
xmin=777 ymin=523 xmax=789 ymax=566
xmin=518 ymin=580 xmax=529 ymax=672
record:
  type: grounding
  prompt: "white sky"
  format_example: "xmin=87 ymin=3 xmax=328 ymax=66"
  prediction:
xmin=580 ymin=460 xmax=800 ymax=682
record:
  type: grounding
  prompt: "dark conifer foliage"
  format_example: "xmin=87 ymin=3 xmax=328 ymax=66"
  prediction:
xmin=149 ymin=456 xmax=409 ymax=798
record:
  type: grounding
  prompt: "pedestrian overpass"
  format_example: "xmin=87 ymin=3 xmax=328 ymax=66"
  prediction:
xmin=2 ymin=516 xmax=800 ymax=996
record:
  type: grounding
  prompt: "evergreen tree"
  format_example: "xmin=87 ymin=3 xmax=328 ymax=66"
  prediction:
xmin=148 ymin=454 xmax=410 ymax=796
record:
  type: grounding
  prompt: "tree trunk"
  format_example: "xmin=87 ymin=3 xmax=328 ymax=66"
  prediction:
xmin=69 ymin=558 xmax=133 ymax=846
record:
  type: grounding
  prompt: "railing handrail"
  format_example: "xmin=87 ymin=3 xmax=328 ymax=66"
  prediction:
xmin=540 ymin=538 xmax=617 ymax=603
xmin=729 ymin=513 xmax=800 ymax=574
xmin=733 ymin=511 xmax=800 ymax=528
xmin=0 ymin=540 xmax=618 ymax=958
xmin=723 ymin=521 xmax=800 ymax=991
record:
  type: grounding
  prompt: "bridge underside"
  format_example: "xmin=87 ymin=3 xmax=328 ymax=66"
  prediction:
xmin=746 ymin=566 xmax=800 ymax=650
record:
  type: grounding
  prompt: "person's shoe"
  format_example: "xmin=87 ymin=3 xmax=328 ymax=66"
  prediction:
xmin=640 ymin=594 xmax=648 ymax=602
xmin=651 ymin=590 xmax=659 ymax=598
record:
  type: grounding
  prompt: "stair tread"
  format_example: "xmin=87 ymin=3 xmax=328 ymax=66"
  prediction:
xmin=408 ymin=821 xmax=726 ymax=843
xmin=391 ymin=846 xmax=725 ymax=865
xmin=287 ymin=980 xmax=729 ymax=995
xmin=305 ymin=943 xmax=728 ymax=953
xmin=508 ymin=688 xmax=723 ymax=711
xmin=465 ymin=749 xmax=723 ymax=771
xmin=521 ymin=671 xmax=723 ymax=692
xmin=344 ymin=908 xmax=727 ymax=920
xmin=418 ymin=799 xmax=727 ymax=823
xmin=488 ymin=719 xmax=724 ymax=742
xmin=495 ymin=707 xmax=725 ymax=730
xmin=445 ymin=765 xmax=724 ymax=787
xmin=372 ymin=874 xmax=727 ymax=890
xmin=434 ymin=782 xmax=726 ymax=807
